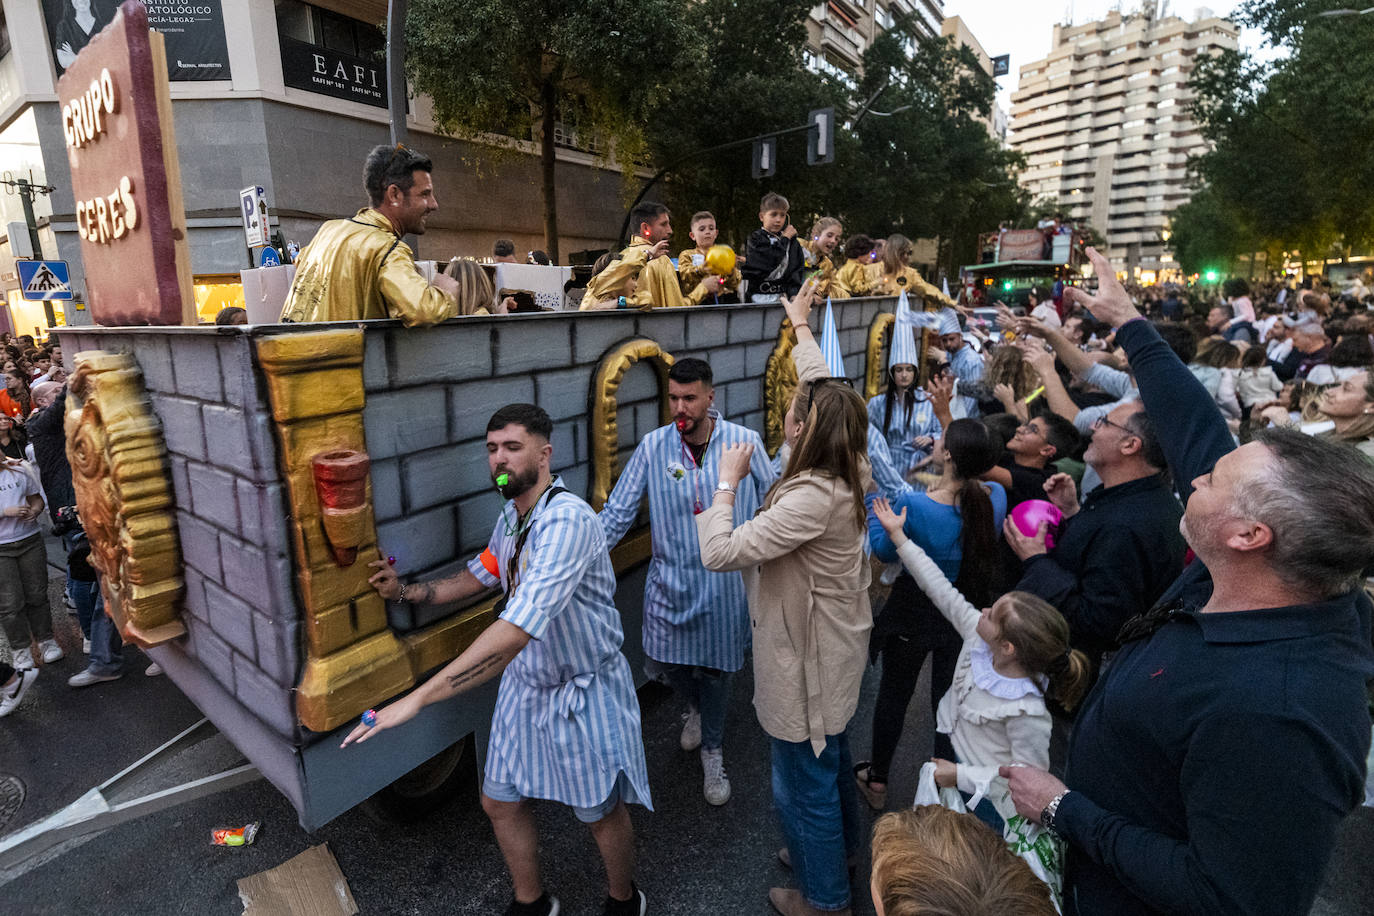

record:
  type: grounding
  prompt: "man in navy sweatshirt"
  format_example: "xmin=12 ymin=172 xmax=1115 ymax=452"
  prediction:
xmin=1001 ymin=246 xmax=1374 ymax=916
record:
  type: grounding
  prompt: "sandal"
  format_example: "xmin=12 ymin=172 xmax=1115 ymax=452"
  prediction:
xmin=853 ymin=762 xmax=888 ymax=811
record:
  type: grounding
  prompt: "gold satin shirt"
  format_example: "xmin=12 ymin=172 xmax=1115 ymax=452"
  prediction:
xmin=864 ymin=264 xmax=955 ymax=309
xmin=280 ymin=208 xmax=457 ymax=327
xmin=581 ymin=237 xmax=708 ymax=310
xmin=676 ymin=247 xmax=741 ymax=296
xmin=800 ymin=241 xmax=846 ymax=299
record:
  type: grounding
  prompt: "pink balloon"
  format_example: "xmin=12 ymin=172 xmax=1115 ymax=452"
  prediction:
xmin=1009 ymin=499 xmax=1063 ymax=551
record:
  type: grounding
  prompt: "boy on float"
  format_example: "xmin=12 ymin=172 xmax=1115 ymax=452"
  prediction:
xmin=677 ymin=211 xmax=741 ymax=304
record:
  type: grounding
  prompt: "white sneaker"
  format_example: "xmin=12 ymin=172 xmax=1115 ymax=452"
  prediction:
xmin=39 ymin=639 xmax=64 ymax=664
xmin=12 ymin=647 xmax=35 ymax=671
xmin=145 ymin=662 xmax=163 ymax=677
xmin=0 ymin=669 xmax=39 ymax=718
xmin=67 ymin=668 xmax=122 ymax=688
xmin=701 ymin=748 xmax=731 ymax=806
xmin=82 ymin=638 xmax=92 ymax=655
xmin=680 ymin=709 xmax=702 ymax=751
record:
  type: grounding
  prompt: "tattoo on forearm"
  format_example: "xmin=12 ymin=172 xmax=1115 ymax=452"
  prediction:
xmin=446 ymin=652 xmax=504 ymax=691
xmin=412 ymin=582 xmax=436 ymax=605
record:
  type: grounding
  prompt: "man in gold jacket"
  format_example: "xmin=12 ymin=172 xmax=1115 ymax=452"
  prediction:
xmin=581 ymin=202 xmax=723 ymax=310
xmin=281 ymin=145 xmax=458 ymax=326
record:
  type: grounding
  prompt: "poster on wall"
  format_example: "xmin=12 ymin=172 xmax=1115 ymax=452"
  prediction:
xmin=279 ymin=36 xmax=387 ymax=109
xmin=42 ymin=0 xmax=231 ymax=81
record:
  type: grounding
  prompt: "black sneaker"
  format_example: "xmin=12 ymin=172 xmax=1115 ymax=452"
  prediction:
xmin=503 ymin=893 xmax=559 ymax=916
xmin=602 ymin=885 xmax=646 ymax=916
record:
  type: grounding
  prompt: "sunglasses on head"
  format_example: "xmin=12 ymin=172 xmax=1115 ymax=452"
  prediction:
xmin=805 ymin=376 xmax=854 ymax=417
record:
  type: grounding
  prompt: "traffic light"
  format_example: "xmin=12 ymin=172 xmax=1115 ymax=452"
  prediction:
xmin=807 ymin=107 xmax=835 ymax=166
xmin=1002 ymin=280 xmax=1014 ymax=291
xmin=752 ymin=137 xmax=777 ymax=179
xmin=1203 ymin=269 xmax=1219 ymax=283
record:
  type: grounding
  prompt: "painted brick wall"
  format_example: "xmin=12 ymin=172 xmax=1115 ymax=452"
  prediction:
xmin=57 ymin=296 xmax=896 ymax=743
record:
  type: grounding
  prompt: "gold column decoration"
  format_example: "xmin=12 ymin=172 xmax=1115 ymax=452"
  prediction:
xmin=254 ymin=330 xmax=413 ymax=733
xmin=763 ymin=318 xmax=798 ymax=457
xmin=588 ymin=338 xmax=675 ymax=512
xmin=65 ymin=352 xmax=185 ymax=647
xmin=865 ymin=312 xmax=895 ymax=400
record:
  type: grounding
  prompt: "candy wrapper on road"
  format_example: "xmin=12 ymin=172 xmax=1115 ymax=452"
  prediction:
xmin=212 ymin=822 xmax=260 ymax=847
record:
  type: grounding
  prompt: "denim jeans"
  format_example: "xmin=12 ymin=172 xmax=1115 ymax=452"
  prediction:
xmin=660 ymin=663 xmax=733 ymax=750
xmin=70 ymin=578 xmax=99 ymax=639
xmin=83 ymin=582 xmax=123 ymax=676
xmin=771 ymin=731 xmax=863 ymax=911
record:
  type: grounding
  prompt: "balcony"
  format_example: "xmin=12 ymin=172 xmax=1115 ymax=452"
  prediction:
xmin=820 ymin=19 xmax=864 ymax=66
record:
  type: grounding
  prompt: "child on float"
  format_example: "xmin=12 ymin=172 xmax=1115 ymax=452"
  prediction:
xmin=868 ymin=293 xmax=941 ymax=476
xmin=800 ymin=217 xmax=846 ymax=299
xmin=740 ymin=191 xmax=806 ymax=302
xmin=676 ymin=211 xmax=741 ymax=303
xmin=834 ymin=234 xmax=876 ymax=298
xmin=868 ymin=493 xmax=1090 ymax=831
xmin=864 ymin=233 xmax=957 ymax=309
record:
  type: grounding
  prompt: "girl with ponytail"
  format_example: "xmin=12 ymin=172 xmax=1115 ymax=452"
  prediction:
xmin=872 ymin=495 xmax=1090 ymax=832
xmin=854 ymin=419 xmax=1007 ymax=811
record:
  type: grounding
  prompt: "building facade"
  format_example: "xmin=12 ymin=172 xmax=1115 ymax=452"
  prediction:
xmin=941 ymin=14 xmax=1007 ymax=143
xmin=1009 ymin=5 xmax=1238 ymax=279
xmin=803 ymin=0 xmax=944 ymax=85
xmin=0 ymin=0 xmax=632 ymax=329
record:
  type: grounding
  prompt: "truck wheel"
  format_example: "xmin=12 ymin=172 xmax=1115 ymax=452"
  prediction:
xmin=358 ymin=735 xmax=476 ymax=824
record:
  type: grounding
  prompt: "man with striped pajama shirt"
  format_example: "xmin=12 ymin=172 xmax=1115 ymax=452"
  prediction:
xmin=599 ymin=358 xmax=777 ymax=806
xmin=345 ymin=404 xmax=651 ymax=916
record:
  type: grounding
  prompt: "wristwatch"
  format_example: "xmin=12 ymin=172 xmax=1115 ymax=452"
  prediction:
xmin=1041 ymin=790 xmax=1071 ymax=837
xmin=715 ymin=480 xmax=737 ymax=495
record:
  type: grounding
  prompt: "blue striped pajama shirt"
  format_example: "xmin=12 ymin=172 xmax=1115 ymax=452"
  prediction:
xmin=468 ymin=477 xmax=652 ymax=810
xmin=867 ymin=392 xmax=942 ymax=476
xmin=598 ymin=413 xmax=777 ymax=673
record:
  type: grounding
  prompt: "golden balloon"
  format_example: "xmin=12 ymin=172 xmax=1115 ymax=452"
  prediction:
xmin=705 ymin=244 xmax=736 ymax=277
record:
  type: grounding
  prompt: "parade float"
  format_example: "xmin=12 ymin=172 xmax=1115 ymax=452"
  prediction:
xmin=10 ymin=1 xmax=928 ymax=847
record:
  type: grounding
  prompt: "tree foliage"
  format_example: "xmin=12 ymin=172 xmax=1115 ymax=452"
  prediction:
xmin=1174 ymin=0 xmax=1374 ymax=272
xmin=403 ymin=0 xmax=702 ymax=260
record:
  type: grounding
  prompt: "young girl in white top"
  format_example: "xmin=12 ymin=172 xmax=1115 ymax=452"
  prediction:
xmin=871 ymin=496 xmax=1089 ymax=828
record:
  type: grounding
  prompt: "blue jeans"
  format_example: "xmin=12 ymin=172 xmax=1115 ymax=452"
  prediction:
xmin=77 ymin=581 xmax=123 ymax=676
xmin=771 ymin=731 xmax=863 ymax=911
xmin=660 ymin=663 xmax=733 ymax=750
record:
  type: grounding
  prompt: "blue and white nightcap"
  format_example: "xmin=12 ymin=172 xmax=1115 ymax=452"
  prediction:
xmin=819 ymin=297 xmax=847 ymax=377
xmin=889 ymin=291 xmax=920 ymax=369
xmin=937 ymin=307 xmax=962 ymax=337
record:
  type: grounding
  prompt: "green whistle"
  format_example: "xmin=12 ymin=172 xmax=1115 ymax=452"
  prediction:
xmin=496 ymin=473 xmax=509 ymax=487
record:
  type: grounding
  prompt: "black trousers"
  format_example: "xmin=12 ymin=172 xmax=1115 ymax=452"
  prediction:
xmin=867 ymin=577 xmax=962 ymax=783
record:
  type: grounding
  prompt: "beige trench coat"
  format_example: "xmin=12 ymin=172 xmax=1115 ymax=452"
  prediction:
xmin=696 ymin=471 xmax=872 ymax=756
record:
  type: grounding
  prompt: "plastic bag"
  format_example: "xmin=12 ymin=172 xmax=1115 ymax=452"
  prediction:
xmin=913 ymin=762 xmax=1063 ymax=913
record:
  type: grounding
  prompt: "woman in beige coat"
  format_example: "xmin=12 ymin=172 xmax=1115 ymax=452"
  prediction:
xmin=696 ymin=283 xmax=872 ymax=916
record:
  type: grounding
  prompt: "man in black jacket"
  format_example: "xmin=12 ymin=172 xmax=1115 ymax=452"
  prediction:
xmin=1003 ymin=399 xmax=1186 ymax=676
xmin=1001 ymin=247 xmax=1374 ymax=916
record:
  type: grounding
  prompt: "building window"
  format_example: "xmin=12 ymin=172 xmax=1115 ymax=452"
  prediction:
xmin=0 ymin=7 xmax=10 ymax=60
xmin=275 ymin=0 xmax=383 ymax=60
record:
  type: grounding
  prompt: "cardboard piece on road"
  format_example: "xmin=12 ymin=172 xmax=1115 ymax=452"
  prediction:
xmin=237 ymin=844 xmax=358 ymax=916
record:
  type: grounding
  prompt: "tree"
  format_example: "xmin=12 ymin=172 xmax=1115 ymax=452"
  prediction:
xmin=402 ymin=0 xmax=702 ymax=261
xmin=1178 ymin=0 xmax=1374 ymax=271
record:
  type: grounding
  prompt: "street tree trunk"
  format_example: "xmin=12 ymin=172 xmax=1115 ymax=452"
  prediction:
xmin=539 ymin=80 xmax=559 ymax=264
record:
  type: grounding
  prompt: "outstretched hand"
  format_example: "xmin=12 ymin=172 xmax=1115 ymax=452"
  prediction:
xmin=367 ymin=557 xmax=401 ymax=600
xmin=1063 ymin=247 xmax=1140 ymax=328
xmin=339 ymin=693 xmax=422 ymax=748
xmin=781 ymin=277 xmax=819 ymax=329
xmin=718 ymin=442 xmax=754 ymax=488
xmin=871 ymin=497 xmax=908 ymax=544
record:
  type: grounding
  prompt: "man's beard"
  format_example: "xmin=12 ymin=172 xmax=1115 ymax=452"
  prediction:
xmin=494 ymin=464 xmax=539 ymax=499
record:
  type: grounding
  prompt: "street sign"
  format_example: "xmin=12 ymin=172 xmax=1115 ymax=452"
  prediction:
xmin=5 ymin=221 xmax=33 ymax=260
xmin=807 ymin=107 xmax=835 ymax=166
xmin=752 ymin=137 xmax=777 ymax=179
xmin=17 ymin=260 xmax=73 ymax=301
xmin=240 ymin=185 xmax=268 ymax=248
xmin=259 ymin=246 xmax=281 ymax=267
xmin=992 ymin=55 xmax=1010 ymax=77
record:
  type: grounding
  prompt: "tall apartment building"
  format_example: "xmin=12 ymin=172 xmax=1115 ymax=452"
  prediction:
xmin=804 ymin=0 xmax=944 ymax=85
xmin=1009 ymin=5 xmax=1238 ymax=279
xmin=941 ymin=15 xmax=1008 ymax=142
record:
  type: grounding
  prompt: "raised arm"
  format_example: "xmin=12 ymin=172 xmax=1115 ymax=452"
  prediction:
xmin=1063 ymin=249 xmax=1233 ymax=504
xmin=870 ymin=497 xmax=980 ymax=640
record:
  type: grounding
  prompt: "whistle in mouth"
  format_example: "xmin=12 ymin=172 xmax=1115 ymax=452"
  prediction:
xmin=496 ymin=473 xmax=510 ymax=487
xmin=676 ymin=418 xmax=688 ymax=432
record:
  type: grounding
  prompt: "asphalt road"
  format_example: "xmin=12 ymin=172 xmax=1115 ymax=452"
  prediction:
xmin=2 ymin=546 xmax=1372 ymax=916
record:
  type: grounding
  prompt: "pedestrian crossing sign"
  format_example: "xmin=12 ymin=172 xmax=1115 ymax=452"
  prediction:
xmin=17 ymin=260 xmax=73 ymax=301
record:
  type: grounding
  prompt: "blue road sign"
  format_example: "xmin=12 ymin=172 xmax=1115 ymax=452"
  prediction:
xmin=17 ymin=260 xmax=73 ymax=301
xmin=259 ymin=246 xmax=281 ymax=267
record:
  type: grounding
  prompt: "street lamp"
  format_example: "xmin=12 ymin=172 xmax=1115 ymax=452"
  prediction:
xmin=1314 ymin=7 xmax=1374 ymax=15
